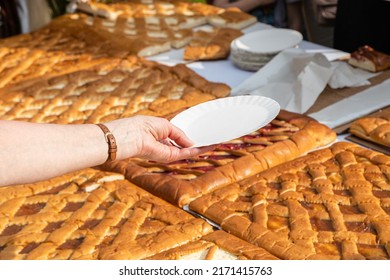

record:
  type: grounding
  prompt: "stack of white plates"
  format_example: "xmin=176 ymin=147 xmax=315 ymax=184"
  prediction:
xmin=230 ymin=28 xmax=303 ymax=71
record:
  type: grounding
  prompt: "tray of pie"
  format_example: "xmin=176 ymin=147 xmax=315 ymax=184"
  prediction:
xmin=0 ymin=169 xmax=214 ymax=260
xmin=189 ymin=141 xmax=390 ymax=260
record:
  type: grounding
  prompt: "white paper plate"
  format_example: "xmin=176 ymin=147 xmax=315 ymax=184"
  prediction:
xmin=232 ymin=28 xmax=303 ymax=54
xmin=170 ymin=96 xmax=280 ymax=147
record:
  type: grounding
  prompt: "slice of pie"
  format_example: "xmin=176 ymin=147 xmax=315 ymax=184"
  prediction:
xmin=189 ymin=142 xmax=390 ymax=260
xmin=102 ymin=110 xmax=336 ymax=207
xmin=207 ymin=8 xmax=257 ymax=30
xmin=145 ymin=230 xmax=279 ymax=260
xmin=348 ymin=45 xmax=390 ymax=73
xmin=183 ymin=27 xmax=243 ymax=61
xmin=349 ymin=111 xmax=390 ymax=148
xmin=0 ymin=168 xmax=213 ymax=260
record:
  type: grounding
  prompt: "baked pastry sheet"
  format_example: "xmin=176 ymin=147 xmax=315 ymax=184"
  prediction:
xmin=0 ymin=169 xmax=213 ymax=260
xmin=102 ymin=110 xmax=336 ymax=206
xmin=4 ymin=0 xmax=389 ymax=262
xmin=0 ymin=56 xmax=230 ymax=124
xmin=0 ymin=46 xmax=113 ymax=89
xmin=73 ymin=1 xmax=256 ymax=58
xmin=349 ymin=109 xmax=390 ymax=149
xmin=189 ymin=142 xmax=390 ymax=260
xmin=183 ymin=27 xmax=243 ymax=61
xmin=145 ymin=230 xmax=279 ymax=260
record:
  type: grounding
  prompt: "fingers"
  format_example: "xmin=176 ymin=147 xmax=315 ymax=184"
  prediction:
xmin=145 ymin=143 xmax=216 ymax=163
xmin=166 ymin=123 xmax=194 ymax=148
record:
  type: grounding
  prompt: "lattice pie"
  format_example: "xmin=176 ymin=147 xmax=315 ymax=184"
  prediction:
xmin=207 ymin=7 xmax=257 ymax=30
xmin=102 ymin=110 xmax=336 ymax=206
xmin=0 ymin=14 xmax=130 ymax=59
xmin=0 ymin=56 xmax=230 ymax=124
xmin=190 ymin=142 xmax=390 ymax=260
xmin=0 ymin=169 xmax=213 ymax=260
xmin=349 ymin=112 xmax=390 ymax=148
xmin=0 ymin=46 xmax=112 ymax=89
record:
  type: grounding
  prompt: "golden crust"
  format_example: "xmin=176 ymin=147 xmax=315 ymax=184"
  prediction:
xmin=0 ymin=169 xmax=213 ymax=260
xmin=189 ymin=142 xmax=390 ymax=260
xmin=350 ymin=112 xmax=390 ymax=147
xmin=0 ymin=46 xmax=115 ymax=89
xmin=348 ymin=45 xmax=390 ymax=72
xmin=0 ymin=57 xmax=230 ymax=124
xmin=0 ymin=14 xmax=130 ymax=59
xmin=207 ymin=8 xmax=257 ymax=29
xmin=145 ymin=230 xmax=279 ymax=260
xmin=183 ymin=27 xmax=243 ymax=61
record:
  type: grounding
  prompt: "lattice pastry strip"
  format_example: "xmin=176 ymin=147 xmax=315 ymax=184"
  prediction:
xmin=75 ymin=1 xmax=224 ymax=19
xmin=0 ymin=16 xmax=128 ymax=61
xmin=101 ymin=111 xmax=336 ymax=206
xmin=0 ymin=45 xmax=115 ymax=89
xmin=189 ymin=142 xmax=390 ymax=260
xmin=183 ymin=27 xmax=243 ymax=61
xmin=0 ymin=56 xmax=230 ymax=124
xmin=83 ymin=14 xmax=194 ymax=53
xmin=206 ymin=7 xmax=257 ymax=29
xmin=349 ymin=111 xmax=390 ymax=148
xmin=145 ymin=230 xmax=279 ymax=260
xmin=0 ymin=168 xmax=213 ymax=260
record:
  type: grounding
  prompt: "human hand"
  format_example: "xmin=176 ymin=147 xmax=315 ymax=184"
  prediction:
xmin=104 ymin=115 xmax=215 ymax=162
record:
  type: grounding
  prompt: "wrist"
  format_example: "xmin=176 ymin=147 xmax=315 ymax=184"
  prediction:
xmin=102 ymin=119 xmax=141 ymax=160
xmin=96 ymin=123 xmax=117 ymax=162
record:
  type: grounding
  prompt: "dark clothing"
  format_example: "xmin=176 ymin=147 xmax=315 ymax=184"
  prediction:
xmin=333 ymin=0 xmax=390 ymax=54
xmin=0 ymin=0 xmax=21 ymax=38
xmin=250 ymin=4 xmax=276 ymax=25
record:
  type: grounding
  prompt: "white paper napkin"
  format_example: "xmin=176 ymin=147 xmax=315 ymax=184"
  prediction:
xmin=231 ymin=48 xmax=333 ymax=114
xmin=231 ymin=48 xmax=383 ymax=114
xmin=308 ymin=79 xmax=390 ymax=129
xmin=328 ymin=61 xmax=380 ymax=89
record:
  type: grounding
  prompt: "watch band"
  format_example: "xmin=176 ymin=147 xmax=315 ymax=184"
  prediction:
xmin=96 ymin=123 xmax=117 ymax=162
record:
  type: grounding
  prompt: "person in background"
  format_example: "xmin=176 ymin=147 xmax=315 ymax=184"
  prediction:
xmin=285 ymin=0 xmax=304 ymax=32
xmin=211 ymin=0 xmax=277 ymax=25
xmin=0 ymin=0 xmax=21 ymax=38
xmin=333 ymin=0 xmax=390 ymax=54
xmin=0 ymin=116 xmax=214 ymax=187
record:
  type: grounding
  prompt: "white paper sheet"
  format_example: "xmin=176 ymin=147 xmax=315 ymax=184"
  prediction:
xmin=231 ymin=48 xmax=333 ymax=114
xmin=308 ymin=79 xmax=390 ymax=128
xmin=328 ymin=61 xmax=380 ymax=89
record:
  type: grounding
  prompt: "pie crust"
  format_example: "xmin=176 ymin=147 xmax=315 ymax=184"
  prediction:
xmin=0 ymin=14 xmax=131 ymax=59
xmin=101 ymin=110 xmax=336 ymax=206
xmin=0 ymin=168 xmax=213 ymax=260
xmin=207 ymin=7 xmax=257 ymax=30
xmin=0 ymin=56 xmax=230 ymax=124
xmin=145 ymin=230 xmax=279 ymax=260
xmin=348 ymin=45 xmax=390 ymax=73
xmin=183 ymin=27 xmax=243 ymax=61
xmin=72 ymin=1 xmax=254 ymax=58
xmin=189 ymin=142 xmax=390 ymax=260
xmin=0 ymin=46 xmax=113 ymax=89
xmin=349 ymin=112 xmax=390 ymax=148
